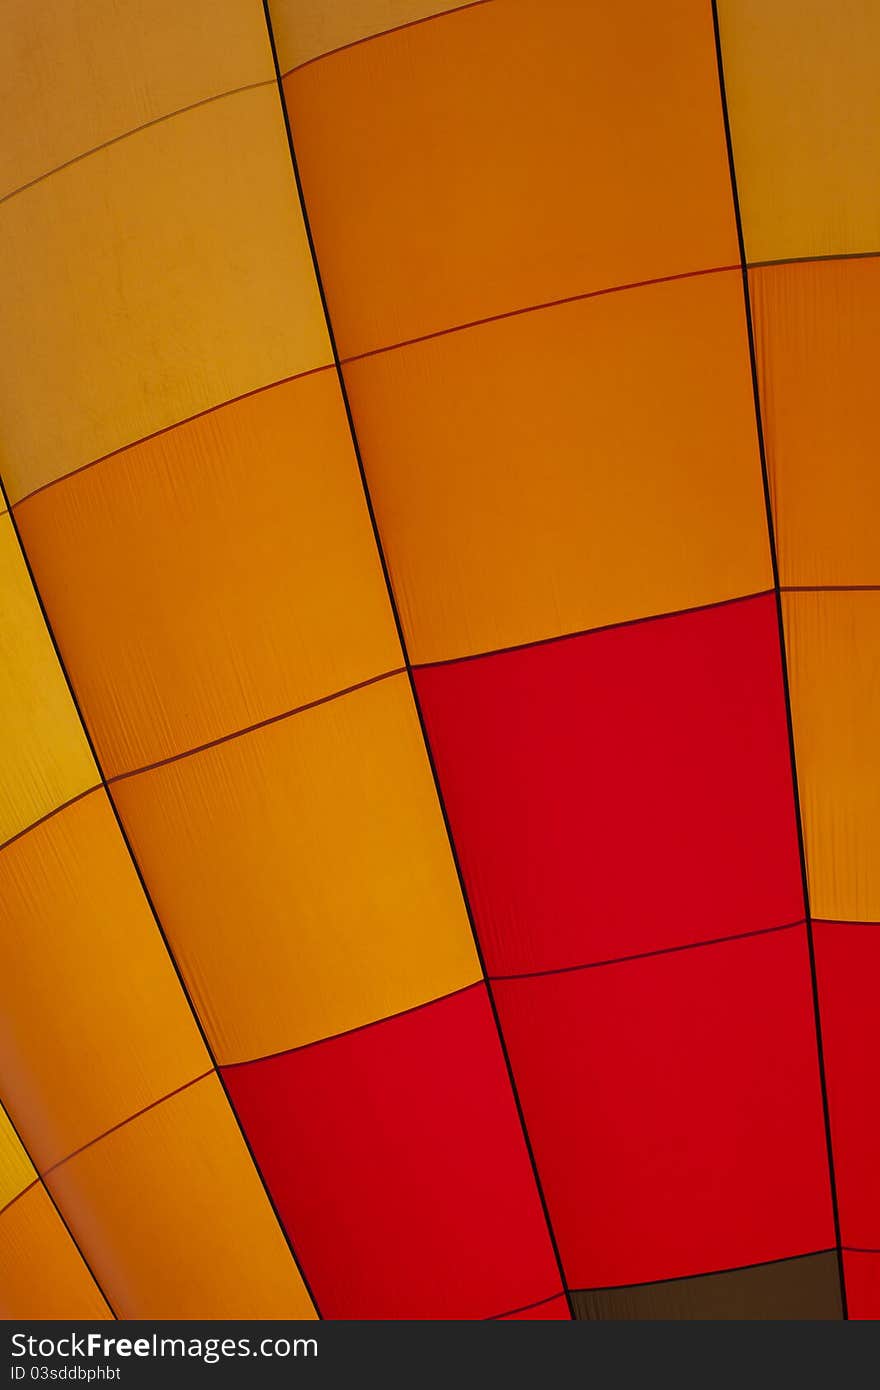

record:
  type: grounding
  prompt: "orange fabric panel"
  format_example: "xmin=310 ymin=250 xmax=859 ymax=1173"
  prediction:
xmin=47 ymin=1074 xmax=315 ymax=1318
xmin=112 ymin=674 xmax=479 ymax=1064
xmin=344 ymin=269 xmax=771 ymax=663
xmin=716 ymin=0 xmax=880 ymax=262
xmin=783 ymin=592 xmax=880 ymax=923
xmin=16 ymin=373 xmax=402 ymax=777
xmin=0 ymin=85 xmax=331 ymax=503
xmin=0 ymin=790 xmax=209 ymax=1168
xmin=283 ymin=0 xmax=738 ymax=357
xmin=0 ymin=1185 xmax=110 ymax=1320
xmin=270 ymin=0 xmax=480 ymax=70
xmin=2 ymin=0 xmax=273 ymax=197
xmin=751 ymin=256 xmax=880 ymax=587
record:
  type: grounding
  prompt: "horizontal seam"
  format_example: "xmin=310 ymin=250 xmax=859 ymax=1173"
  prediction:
xmin=40 ymin=1071 xmax=213 ymax=1182
xmin=488 ymin=1290 xmax=568 ymax=1320
xmin=108 ymin=667 xmax=406 ymax=784
xmin=781 ymin=585 xmax=880 ymax=594
xmin=280 ymin=0 xmax=495 ymax=79
xmin=0 ymin=79 xmax=277 ymax=206
xmin=490 ymin=920 xmax=805 ymax=985
xmin=12 ymin=363 xmax=335 ymax=511
xmin=414 ymin=588 xmax=775 ymax=671
xmin=222 ymin=979 xmax=485 ymax=1072
xmin=339 ymin=263 xmax=740 ymax=365
xmin=571 ymin=1247 xmax=837 ymax=1296
xmin=18 ymin=249 xmax=873 ymax=512
xmin=748 ymin=250 xmax=880 ymax=270
xmin=813 ymin=918 xmax=880 ymax=928
xmin=0 ymin=785 xmax=102 ymax=855
xmin=0 ymin=1177 xmax=40 ymax=1222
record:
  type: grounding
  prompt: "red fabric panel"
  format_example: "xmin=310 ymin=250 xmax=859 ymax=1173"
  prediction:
xmin=814 ymin=921 xmax=880 ymax=1247
xmin=223 ymin=985 xmax=561 ymax=1318
xmin=414 ymin=593 xmax=803 ymax=977
xmin=497 ymin=1294 xmax=571 ymax=1320
xmin=493 ymin=925 xmax=835 ymax=1289
xmin=843 ymin=1251 xmax=880 ymax=1320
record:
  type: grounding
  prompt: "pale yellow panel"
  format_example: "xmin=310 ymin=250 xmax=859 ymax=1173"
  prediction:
xmin=113 ymin=673 xmax=480 ymax=1064
xmin=0 ymin=514 xmax=96 ymax=845
xmin=270 ymin=0 xmax=478 ymax=70
xmin=784 ymin=592 xmax=880 ymax=922
xmin=1 ymin=0 xmax=274 ymax=197
xmin=718 ymin=0 xmax=880 ymax=261
xmin=0 ymin=1105 xmax=34 ymax=1212
xmin=48 ymin=1075 xmax=316 ymax=1318
xmin=0 ymin=84 xmax=331 ymax=503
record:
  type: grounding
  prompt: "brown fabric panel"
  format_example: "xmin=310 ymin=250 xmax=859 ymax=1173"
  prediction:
xmin=572 ymin=1252 xmax=842 ymax=1320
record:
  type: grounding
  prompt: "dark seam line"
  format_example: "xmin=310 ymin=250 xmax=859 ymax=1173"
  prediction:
xmin=108 ymin=667 xmax=406 ymax=784
xmin=843 ymin=1247 xmax=880 ymax=1254
xmin=0 ymin=1178 xmax=40 ymax=1222
xmin=0 ymin=784 xmax=101 ymax=855
xmin=414 ymin=588 xmax=774 ymax=672
xmin=222 ymin=980 xmax=484 ymax=1073
xmin=813 ymin=918 xmax=880 ymax=928
xmin=573 ymin=1247 xmax=837 ymax=1296
xmin=488 ymin=1290 xmax=568 ymax=1320
xmin=748 ymin=250 xmax=880 ymax=270
xmin=0 ymin=482 xmax=322 ymax=1318
xmin=279 ymin=0 xmax=496 ymax=79
xmin=340 ymin=264 xmax=741 ymax=365
xmin=12 ymin=363 xmax=335 ymax=512
xmin=711 ymin=0 xmax=848 ymax=1319
xmin=41 ymin=1071 xmax=213 ymax=1180
xmin=781 ymin=585 xmax=880 ymax=594
xmin=0 ymin=79 xmax=276 ymax=205
xmin=0 ymin=1095 xmax=116 ymax=1318
xmin=262 ymin=0 xmax=577 ymax=1321
xmin=489 ymin=920 xmax=805 ymax=985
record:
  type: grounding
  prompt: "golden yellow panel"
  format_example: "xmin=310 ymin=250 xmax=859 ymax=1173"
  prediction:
xmin=270 ymin=0 xmax=479 ymax=70
xmin=0 ymin=1185 xmax=110 ymax=1319
xmin=48 ymin=1074 xmax=316 ymax=1318
xmin=344 ymin=269 xmax=772 ymax=663
xmin=0 ymin=790 xmax=209 ymax=1168
xmin=16 ymin=373 xmax=402 ymax=777
xmin=0 ymin=1105 xmax=34 ymax=1213
xmin=717 ymin=0 xmax=880 ymax=262
xmin=0 ymin=514 xmax=96 ymax=846
xmin=1 ymin=0 xmax=273 ymax=196
xmin=0 ymin=84 xmax=331 ymax=503
xmin=112 ymin=674 xmax=479 ymax=1065
xmin=751 ymin=257 xmax=880 ymax=586
xmin=784 ymin=592 xmax=880 ymax=922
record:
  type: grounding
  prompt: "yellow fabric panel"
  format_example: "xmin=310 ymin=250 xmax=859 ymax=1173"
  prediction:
xmin=112 ymin=674 xmax=479 ymax=1064
xmin=0 ymin=790 xmax=209 ymax=1168
xmin=751 ymin=257 xmax=880 ymax=586
xmin=0 ymin=1106 xmax=35 ymax=1212
xmin=784 ymin=592 xmax=880 ymax=922
xmin=717 ymin=0 xmax=880 ymax=262
xmin=0 ymin=84 xmax=331 ymax=504
xmin=48 ymin=1074 xmax=316 ymax=1318
xmin=1 ymin=0 xmax=273 ymax=197
xmin=0 ymin=514 xmax=96 ymax=845
xmin=17 ymin=373 xmax=402 ymax=777
xmin=270 ymin=0 xmax=479 ymax=70
xmin=283 ymin=0 xmax=738 ymax=357
xmin=344 ymin=269 xmax=772 ymax=663
xmin=0 ymin=1185 xmax=110 ymax=1320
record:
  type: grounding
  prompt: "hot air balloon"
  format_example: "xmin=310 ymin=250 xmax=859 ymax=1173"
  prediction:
xmin=0 ymin=0 xmax=877 ymax=1322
